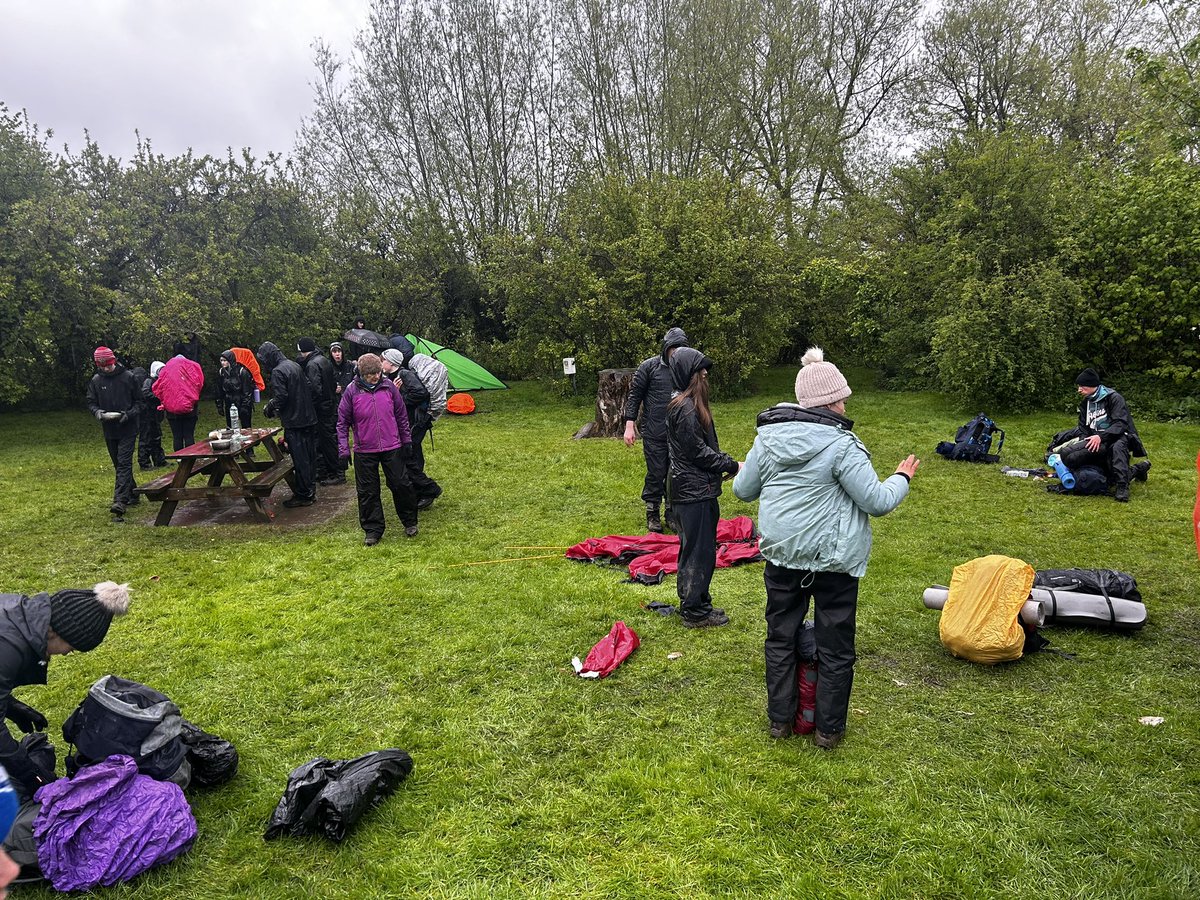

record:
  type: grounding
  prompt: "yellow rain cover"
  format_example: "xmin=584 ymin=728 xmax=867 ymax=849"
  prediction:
xmin=939 ymin=555 xmax=1036 ymax=664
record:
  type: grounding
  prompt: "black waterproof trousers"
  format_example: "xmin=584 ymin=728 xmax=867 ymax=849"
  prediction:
xmin=354 ymin=449 xmax=418 ymax=536
xmin=1060 ymin=434 xmax=1133 ymax=487
xmin=406 ymin=420 xmax=442 ymax=500
xmin=316 ymin=410 xmax=340 ymax=479
xmin=167 ymin=413 xmax=198 ymax=451
xmin=763 ymin=563 xmax=859 ymax=735
xmin=286 ymin=425 xmax=318 ymax=502
xmin=673 ymin=498 xmax=719 ymax=621
xmin=640 ymin=437 xmax=672 ymax=517
xmin=138 ymin=413 xmax=166 ymax=468
xmin=105 ymin=432 xmax=137 ymax=507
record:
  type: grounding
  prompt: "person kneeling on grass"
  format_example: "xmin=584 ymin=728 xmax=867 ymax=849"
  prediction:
xmin=337 ymin=353 xmax=419 ymax=546
xmin=733 ymin=348 xmax=917 ymax=749
xmin=0 ymin=582 xmax=131 ymax=800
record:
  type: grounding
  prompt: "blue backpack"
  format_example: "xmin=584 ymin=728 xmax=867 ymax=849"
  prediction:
xmin=936 ymin=414 xmax=1005 ymax=463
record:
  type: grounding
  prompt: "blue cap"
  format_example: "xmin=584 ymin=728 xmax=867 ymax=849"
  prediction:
xmin=0 ymin=765 xmax=18 ymax=841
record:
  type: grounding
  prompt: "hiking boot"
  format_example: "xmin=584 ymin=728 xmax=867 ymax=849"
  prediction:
xmin=109 ymin=502 xmax=126 ymax=516
xmin=364 ymin=534 xmax=381 ymax=547
xmin=646 ymin=503 xmax=663 ymax=534
xmin=770 ymin=720 xmax=793 ymax=740
xmin=320 ymin=475 xmax=346 ymax=486
xmin=813 ymin=730 xmax=843 ymax=750
xmin=682 ymin=610 xmax=730 ymax=629
xmin=404 ymin=525 xmax=419 ymax=538
xmin=417 ymin=486 xmax=443 ymax=510
xmin=1132 ymin=461 xmax=1151 ymax=482
xmin=283 ymin=496 xmax=315 ymax=508
xmin=1114 ymin=484 xmax=1130 ymax=502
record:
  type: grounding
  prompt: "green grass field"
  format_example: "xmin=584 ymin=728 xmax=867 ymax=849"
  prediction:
xmin=1 ymin=369 xmax=1197 ymax=898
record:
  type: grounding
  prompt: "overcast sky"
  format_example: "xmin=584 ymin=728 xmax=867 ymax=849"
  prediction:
xmin=0 ymin=0 xmax=370 ymax=162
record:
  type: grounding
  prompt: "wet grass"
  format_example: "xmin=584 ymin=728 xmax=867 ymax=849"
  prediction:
xmin=1 ymin=369 xmax=1197 ymax=898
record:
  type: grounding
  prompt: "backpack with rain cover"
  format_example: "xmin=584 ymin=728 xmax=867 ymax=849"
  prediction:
xmin=61 ymin=675 xmax=189 ymax=785
xmin=936 ymin=413 xmax=1005 ymax=463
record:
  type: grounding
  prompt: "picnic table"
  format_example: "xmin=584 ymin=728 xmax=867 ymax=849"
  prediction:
xmin=135 ymin=427 xmax=295 ymax=526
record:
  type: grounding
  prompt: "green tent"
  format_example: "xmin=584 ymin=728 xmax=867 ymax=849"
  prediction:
xmin=406 ymin=335 xmax=508 ymax=391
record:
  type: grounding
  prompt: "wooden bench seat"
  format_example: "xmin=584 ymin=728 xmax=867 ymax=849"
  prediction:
xmin=135 ymin=457 xmax=220 ymax=499
xmin=246 ymin=459 xmax=293 ymax=494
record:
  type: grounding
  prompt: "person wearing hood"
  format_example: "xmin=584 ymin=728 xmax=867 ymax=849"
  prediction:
xmin=297 ymin=338 xmax=343 ymax=485
xmin=382 ymin=348 xmax=443 ymax=506
xmin=337 ymin=353 xmax=419 ymax=544
xmin=623 ymin=327 xmax=690 ymax=533
xmin=0 ymin=582 xmax=131 ymax=800
xmin=256 ymin=341 xmax=318 ymax=508
xmin=329 ymin=342 xmax=356 ymax=395
xmin=733 ymin=348 xmax=918 ymax=748
xmin=666 ymin=348 xmax=741 ymax=629
xmin=85 ymin=347 xmax=143 ymax=517
xmin=1048 ymin=368 xmax=1150 ymax=502
xmin=137 ymin=361 xmax=168 ymax=469
xmin=215 ymin=350 xmax=256 ymax=432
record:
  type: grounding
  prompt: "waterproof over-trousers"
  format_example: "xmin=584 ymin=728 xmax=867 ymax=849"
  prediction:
xmin=354 ymin=448 xmax=417 ymax=536
xmin=166 ymin=413 xmax=197 ymax=451
xmin=1060 ymin=434 xmax=1133 ymax=487
xmin=641 ymin=437 xmax=673 ymax=523
xmin=138 ymin=413 xmax=166 ymax=468
xmin=406 ymin=420 xmax=442 ymax=500
xmin=763 ymin=563 xmax=859 ymax=735
xmin=285 ymin=425 xmax=318 ymax=502
xmin=316 ymin=410 xmax=340 ymax=479
xmin=673 ymin=497 xmax=719 ymax=621
xmin=105 ymin=433 xmax=138 ymax=507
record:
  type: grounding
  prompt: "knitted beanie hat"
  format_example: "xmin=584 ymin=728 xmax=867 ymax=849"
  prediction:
xmin=49 ymin=582 xmax=131 ymax=652
xmin=1075 ymin=367 xmax=1100 ymax=387
xmin=794 ymin=347 xmax=851 ymax=408
xmin=93 ymin=346 xmax=116 ymax=366
xmin=381 ymin=348 xmax=406 ymax=368
xmin=297 ymin=337 xmax=317 ymax=353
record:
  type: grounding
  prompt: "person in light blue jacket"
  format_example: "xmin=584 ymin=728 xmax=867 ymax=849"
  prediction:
xmin=733 ymin=348 xmax=919 ymax=749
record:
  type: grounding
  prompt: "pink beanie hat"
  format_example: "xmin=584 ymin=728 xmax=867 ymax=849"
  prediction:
xmin=794 ymin=347 xmax=851 ymax=408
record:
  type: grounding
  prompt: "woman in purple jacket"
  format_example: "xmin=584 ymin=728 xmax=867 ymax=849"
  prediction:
xmin=336 ymin=353 xmax=420 ymax=545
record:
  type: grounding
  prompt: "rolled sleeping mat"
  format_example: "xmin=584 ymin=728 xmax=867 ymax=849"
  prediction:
xmin=923 ymin=587 xmax=1045 ymax=627
xmin=1029 ymin=585 xmax=1146 ymax=630
xmin=922 ymin=586 xmax=1145 ymax=630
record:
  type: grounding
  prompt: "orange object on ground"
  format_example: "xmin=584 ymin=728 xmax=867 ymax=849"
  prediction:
xmin=231 ymin=347 xmax=265 ymax=392
xmin=447 ymin=392 xmax=476 ymax=415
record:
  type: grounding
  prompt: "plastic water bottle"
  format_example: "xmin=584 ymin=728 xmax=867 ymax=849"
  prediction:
xmin=229 ymin=404 xmax=241 ymax=448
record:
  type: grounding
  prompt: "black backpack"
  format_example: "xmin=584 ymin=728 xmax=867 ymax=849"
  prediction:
xmin=61 ymin=675 xmax=187 ymax=782
xmin=936 ymin=414 xmax=1005 ymax=463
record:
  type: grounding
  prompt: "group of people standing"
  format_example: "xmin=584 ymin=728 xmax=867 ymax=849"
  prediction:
xmin=623 ymin=332 xmax=919 ymax=750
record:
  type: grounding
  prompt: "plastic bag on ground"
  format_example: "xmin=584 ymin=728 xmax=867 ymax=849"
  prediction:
xmin=574 ymin=621 xmax=640 ymax=678
xmin=264 ymin=749 xmax=414 ymax=842
xmin=34 ymin=754 xmax=196 ymax=892
xmin=180 ymin=719 xmax=239 ymax=788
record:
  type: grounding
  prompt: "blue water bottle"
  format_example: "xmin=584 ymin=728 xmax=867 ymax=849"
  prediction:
xmin=1047 ymin=453 xmax=1075 ymax=490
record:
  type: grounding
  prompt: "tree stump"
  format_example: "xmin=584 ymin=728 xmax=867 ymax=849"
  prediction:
xmin=572 ymin=368 xmax=636 ymax=439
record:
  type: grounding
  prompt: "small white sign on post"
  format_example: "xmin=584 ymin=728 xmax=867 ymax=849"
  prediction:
xmin=562 ymin=357 xmax=576 ymax=375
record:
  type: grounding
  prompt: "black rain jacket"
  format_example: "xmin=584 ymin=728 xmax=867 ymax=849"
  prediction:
xmin=1058 ymin=387 xmax=1147 ymax=457
xmin=216 ymin=351 xmax=255 ymax=419
xmin=0 ymin=593 xmax=52 ymax=793
xmin=300 ymin=349 xmax=338 ymax=419
xmin=622 ymin=327 xmax=689 ymax=443
xmin=86 ymin=364 xmax=142 ymax=439
xmin=666 ymin=348 xmax=736 ymax=504
xmin=257 ymin=342 xmax=317 ymax=429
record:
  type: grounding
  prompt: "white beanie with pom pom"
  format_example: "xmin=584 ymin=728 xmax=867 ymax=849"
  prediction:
xmin=794 ymin=347 xmax=851 ymax=408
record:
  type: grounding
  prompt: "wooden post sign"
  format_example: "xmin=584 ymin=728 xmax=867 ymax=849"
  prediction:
xmin=572 ymin=367 xmax=635 ymax=439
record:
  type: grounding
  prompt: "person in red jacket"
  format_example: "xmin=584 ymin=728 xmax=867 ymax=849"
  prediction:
xmin=336 ymin=353 xmax=419 ymax=546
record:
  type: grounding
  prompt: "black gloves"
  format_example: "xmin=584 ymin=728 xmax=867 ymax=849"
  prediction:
xmin=6 ymin=699 xmax=47 ymax=733
xmin=263 ymin=400 xmax=279 ymax=419
xmin=118 ymin=411 xmax=129 ymax=424
xmin=400 ymin=443 xmax=413 ymax=460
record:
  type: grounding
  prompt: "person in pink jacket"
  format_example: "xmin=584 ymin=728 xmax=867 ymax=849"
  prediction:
xmin=336 ymin=353 xmax=419 ymax=546
xmin=152 ymin=343 xmax=204 ymax=450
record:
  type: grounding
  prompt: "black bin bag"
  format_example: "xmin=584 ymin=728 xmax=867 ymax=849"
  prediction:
xmin=264 ymin=749 xmax=413 ymax=842
xmin=180 ymin=720 xmax=239 ymax=788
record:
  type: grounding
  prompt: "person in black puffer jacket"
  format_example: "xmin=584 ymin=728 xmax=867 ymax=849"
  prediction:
xmin=215 ymin=350 xmax=255 ymax=431
xmin=257 ymin=342 xmax=318 ymax=507
xmin=623 ymin=327 xmax=689 ymax=533
xmin=666 ymin=348 xmax=740 ymax=629
xmin=329 ymin=343 xmax=356 ymax=476
xmin=297 ymin=339 xmax=342 ymax=485
xmin=0 ymin=583 xmax=131 ymax=801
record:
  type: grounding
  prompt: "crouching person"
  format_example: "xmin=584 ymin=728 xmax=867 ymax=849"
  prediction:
xmin=337 ymin=353 xmax=419 ymax=546
xmin=733 ymin=349 xmax=917 ymax=749
xmin=0 ymin=583 xmax=131 ymax=800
